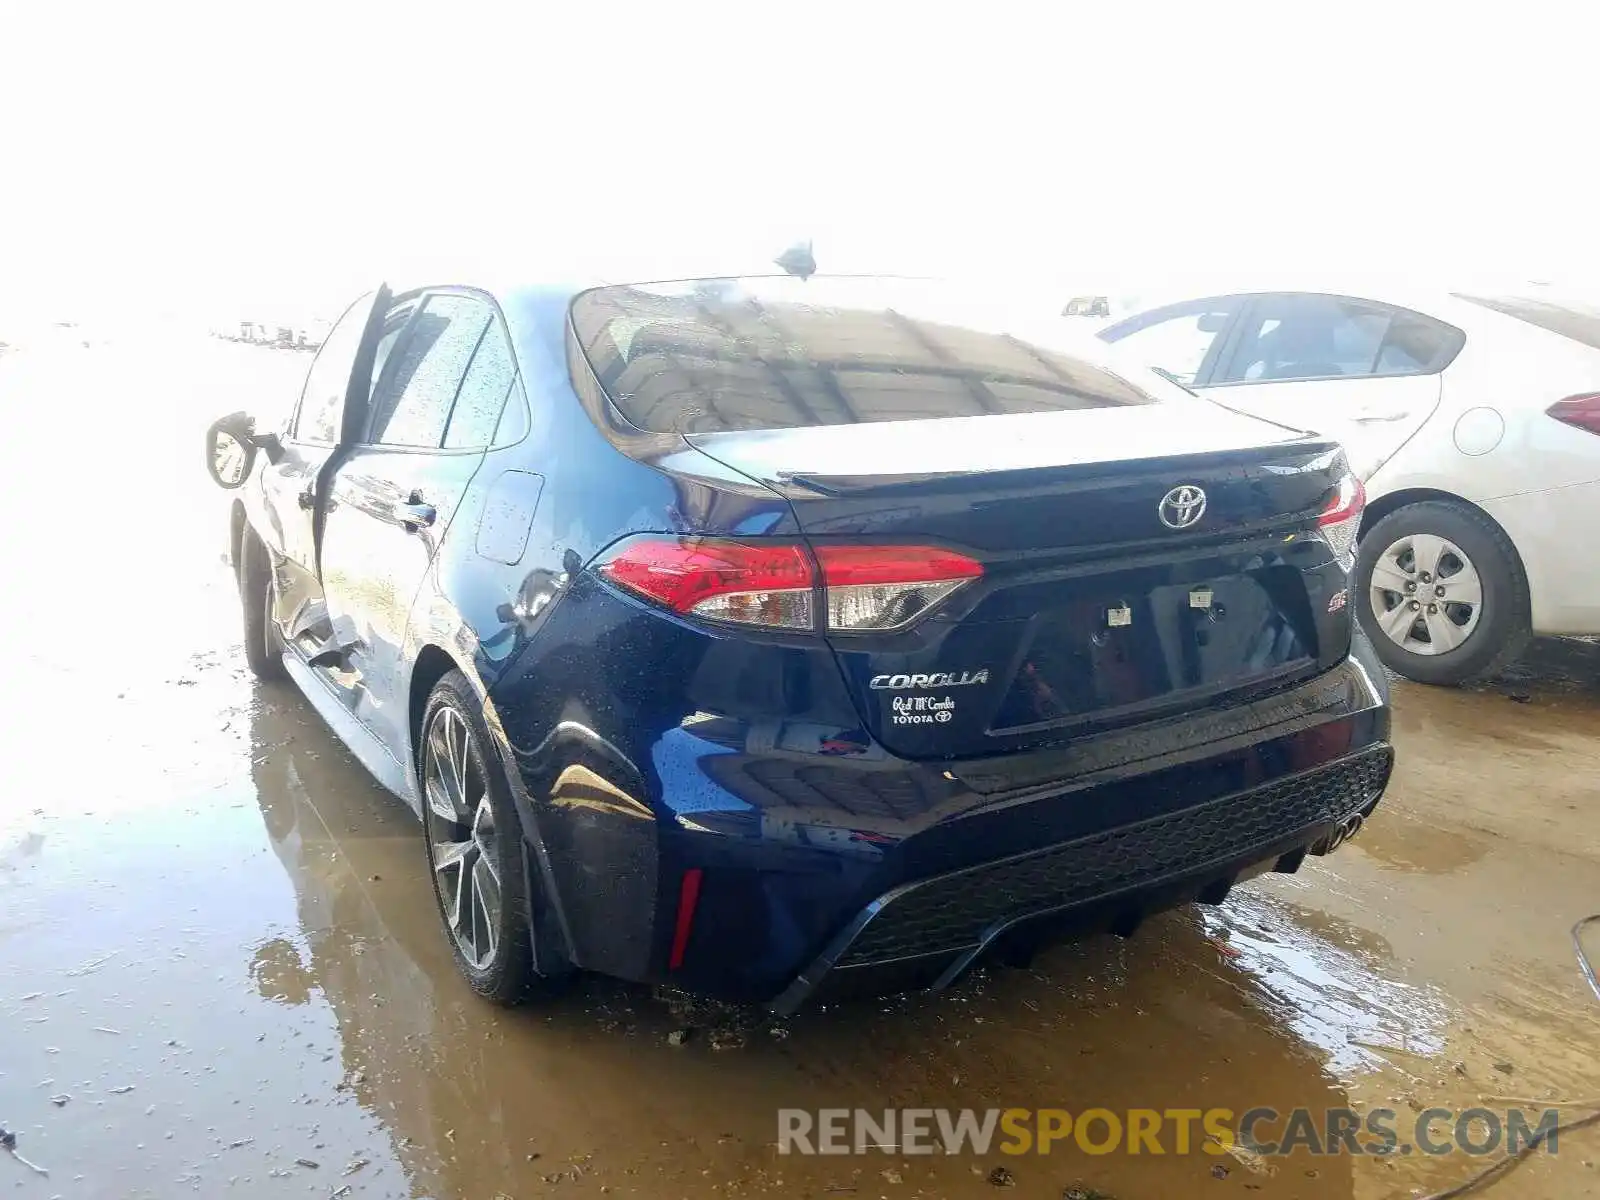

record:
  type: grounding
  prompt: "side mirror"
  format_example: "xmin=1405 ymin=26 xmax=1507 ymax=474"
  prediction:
xmin=205 ymin=411 xmax=259 ymax=490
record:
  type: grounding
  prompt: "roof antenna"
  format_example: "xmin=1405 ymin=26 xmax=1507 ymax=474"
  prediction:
xmin=775 ymin=240 xmax=816 ymax=280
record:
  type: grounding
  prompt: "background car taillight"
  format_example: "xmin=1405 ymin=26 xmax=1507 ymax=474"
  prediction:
xmin=1548 ymin=393 xmax=1600 ymax=436
xmin=596 ymin=537 xmax=982 ymax=632
xmin=1317 ymin=473 xmax=1366 ymax=567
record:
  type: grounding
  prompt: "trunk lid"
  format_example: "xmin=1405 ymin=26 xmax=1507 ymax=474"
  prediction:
xmin=691 ymin=405 xmax=1354 ymax=760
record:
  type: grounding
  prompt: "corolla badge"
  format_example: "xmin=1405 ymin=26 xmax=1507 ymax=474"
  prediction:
xmin=870 ymin=670 xmax=989 ymax=690
xmin=1158 ymin=484 xmax=1207 ymax=530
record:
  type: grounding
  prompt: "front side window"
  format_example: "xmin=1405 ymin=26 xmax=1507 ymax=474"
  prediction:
xmin=1215 ymin=295 xmax=1463 ymax=385
xmin=365 ymin=294 xmax=490 ymax=447
xmin=292 ymin=292 xmax=374 ymax=444
xmin=1101 ymin=299 xmax=1237 ymax=385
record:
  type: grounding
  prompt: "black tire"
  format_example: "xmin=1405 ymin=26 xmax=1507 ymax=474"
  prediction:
xmin=238 ymin=528 xmax=288 ymax=681
xmin=418 ymin=670 xmax=537 ymax=1005
xmin=1355 ymin=500 xmax=1530 ymax=686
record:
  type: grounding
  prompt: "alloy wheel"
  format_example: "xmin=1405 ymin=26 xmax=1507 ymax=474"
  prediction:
xmin=1367 ymin=533 xmax=1484 ymax=656
xmin=423 ymin=706 xmax=502 ymax=970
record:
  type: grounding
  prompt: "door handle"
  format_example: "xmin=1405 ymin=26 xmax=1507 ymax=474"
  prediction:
xmin=397 ymin=490 xmax=437 ymax=531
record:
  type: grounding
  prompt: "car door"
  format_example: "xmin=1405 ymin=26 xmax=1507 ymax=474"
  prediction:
xmin=318 ymin=289 xmax=510 ymax=764
xmin=1195 ymin=293 xmax=1464 ymax=478
xmin=257 ymin=288 xmax=389 ymax=652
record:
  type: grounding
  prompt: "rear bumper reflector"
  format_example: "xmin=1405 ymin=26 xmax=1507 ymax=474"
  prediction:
xmin=668 ymin=867 xmax=704 ymax=970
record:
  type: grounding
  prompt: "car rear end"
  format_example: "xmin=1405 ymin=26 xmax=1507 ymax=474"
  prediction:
xmin=501 ymin=276 xmax=1393 ymax=1007
xmin=1447 ymin=292 xmax=1600 ymax=635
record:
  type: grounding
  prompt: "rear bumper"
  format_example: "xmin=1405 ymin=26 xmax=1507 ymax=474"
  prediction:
xmin=771 ymin=744 xmax=1391 ymax=1013
xmin=497 ymin=614 xmax=1392 ymax=1006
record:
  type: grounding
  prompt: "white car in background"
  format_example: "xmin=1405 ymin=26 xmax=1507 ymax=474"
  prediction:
xmin=1099 ymin=285 xmax=1600 ymax=685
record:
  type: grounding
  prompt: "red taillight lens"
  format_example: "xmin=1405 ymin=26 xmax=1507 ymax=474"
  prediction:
xmin=815 ymin=544 xmax=983 ymax=631
xmin=595 ymin=537 xmax=983 ymax=631
xmin=1316 ymin=473 xmax=1366 ymax=564
xmin=597 ymin=538 xmax=816 ymax=629
xmin=1548 ymin=393 xmax=1600 ymax=436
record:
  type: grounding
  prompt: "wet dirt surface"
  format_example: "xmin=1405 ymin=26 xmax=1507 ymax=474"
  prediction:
xmin=3 ymin=337 xmax=1599 ymax=1199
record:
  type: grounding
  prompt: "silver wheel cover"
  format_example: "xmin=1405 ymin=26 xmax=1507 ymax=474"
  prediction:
xmin=1368 ymin=533 xmax=1484 ymax=656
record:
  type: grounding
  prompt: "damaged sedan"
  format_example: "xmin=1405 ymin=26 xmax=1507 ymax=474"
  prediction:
xmin=204 ymin=271 xmax=1393 ymax=1011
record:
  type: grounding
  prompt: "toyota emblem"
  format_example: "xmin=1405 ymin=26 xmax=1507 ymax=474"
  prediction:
xmin=1158 ymin=485 xmax=1207 ymax=530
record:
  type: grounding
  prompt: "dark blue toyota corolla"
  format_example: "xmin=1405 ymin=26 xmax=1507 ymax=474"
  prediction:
xmin=204 ymin=271 xmax=1392 ymax=1012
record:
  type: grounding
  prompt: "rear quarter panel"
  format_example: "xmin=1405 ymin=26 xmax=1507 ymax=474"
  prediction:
xmin=1373 ymin=300 xmax=1600 ymax=504
xmin=438 ymin=286 xmax=800 ymax=702
xmin=1366 ymin=300 xmax=1600 ymax=633
xmin=394 ymin=286 xmax=815 ymax=978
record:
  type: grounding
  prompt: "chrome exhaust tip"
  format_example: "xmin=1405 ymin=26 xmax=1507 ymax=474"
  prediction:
xmin=1315 ymin=812 xmax=1366 ymax=855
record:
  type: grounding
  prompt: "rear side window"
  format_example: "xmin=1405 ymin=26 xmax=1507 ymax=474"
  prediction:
xmin=292 ymin=292 xmax=374 ymax=444
xmin=1214 ymin=294 xmax=1463 ymax=385
xmin=1374 ymin=309 xmax=1463 ymax=373
xmin=1454 ymin=293 xmax=1600 ymax=351
xmin=444 ymin=314 xmax=517 ymax=449
xmin=492 ymin=380 xmax=531 ymax=446
xmin=569 ymin=277 xmax=1167 ymax=435
xmin=366 ymin=293 xmax=490 ymax=447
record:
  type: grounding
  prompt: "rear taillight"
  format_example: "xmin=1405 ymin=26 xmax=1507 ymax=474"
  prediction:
xmin=1316 ymin=473 xmax=1366 ymax=566
xmin=814 ymin=544 xmax=983 ymax=631
xmin=1548 ymin=393 xmax=1600 ymax=436
xmin=595 ymin=537 xmax=983 ymax=632
xmin=596 ymin=538 xmax=816 ymax=629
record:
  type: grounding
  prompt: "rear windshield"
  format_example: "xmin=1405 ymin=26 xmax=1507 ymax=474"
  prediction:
xmin=569 ymin=277 xmax=1173 ymax=435
xmin=1454 ymin=293 xmax=1600 ymax=351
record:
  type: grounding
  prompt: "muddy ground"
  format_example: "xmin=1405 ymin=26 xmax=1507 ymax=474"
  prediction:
xmin=2 ymin=336 xmax=1598 ymax=1199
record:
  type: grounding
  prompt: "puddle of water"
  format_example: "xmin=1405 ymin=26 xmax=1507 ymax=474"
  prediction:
xmin=1206 ymin=891 xmax=1449 ymax=1077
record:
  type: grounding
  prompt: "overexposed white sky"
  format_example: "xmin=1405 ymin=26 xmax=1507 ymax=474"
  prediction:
xmin=1 ymin=0 xmax=1594 ymax=328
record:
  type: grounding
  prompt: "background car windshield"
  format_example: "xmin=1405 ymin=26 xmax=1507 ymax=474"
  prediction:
xmin=570 ymin=277 xmax=1175 ymax=435
xmin=1454 ymin=293 xmax=1600 ymax=351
